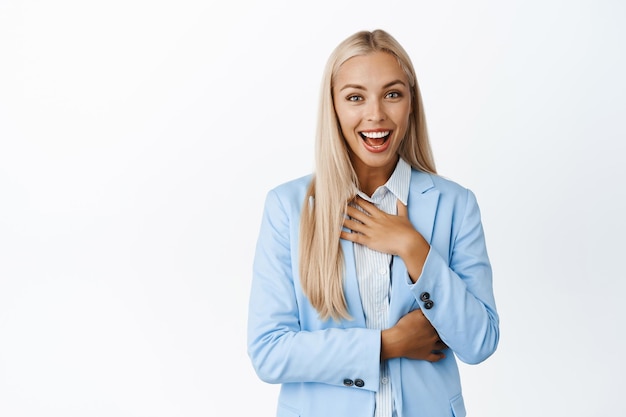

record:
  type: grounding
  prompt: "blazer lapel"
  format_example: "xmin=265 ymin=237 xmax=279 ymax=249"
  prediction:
xmin=388 ymin=170 xmax=440 ymax=324
xmin=341 ymin=238 xmax=366 ymax=327
xmin=342 ymin=170 xmax=440 ymax=327
xmin=406 ymin=170 xmax=440 ymax=244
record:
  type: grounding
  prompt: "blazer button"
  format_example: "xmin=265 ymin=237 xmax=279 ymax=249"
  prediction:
xmin=354 ymin=379 xmax=365 ymax=388
xmin=343 ymin=378 xmax=354 ymax=386
xmin=420 ymin=292 xmax=430 ymax=302
xmin=424 ymin=300 xmax=434 ymax=310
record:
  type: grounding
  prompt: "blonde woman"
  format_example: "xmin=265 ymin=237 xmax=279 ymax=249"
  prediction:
xmin=247 ymin=29 xmax=499 ymax=417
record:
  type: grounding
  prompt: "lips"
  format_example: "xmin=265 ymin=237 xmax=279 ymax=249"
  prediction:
xmin=359 ymin=130 xmax=391 ymax=152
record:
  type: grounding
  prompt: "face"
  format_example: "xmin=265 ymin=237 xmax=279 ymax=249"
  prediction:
xmin=333 ymin=51 xmax=412 ymax=186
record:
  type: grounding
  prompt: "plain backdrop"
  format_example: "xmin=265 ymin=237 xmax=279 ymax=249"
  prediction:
xmin=1 ymin=0 xmax=625 ymax=416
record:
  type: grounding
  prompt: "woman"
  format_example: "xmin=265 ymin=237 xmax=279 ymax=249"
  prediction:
xmin=247 ymin=29 xmax=499 ymax=417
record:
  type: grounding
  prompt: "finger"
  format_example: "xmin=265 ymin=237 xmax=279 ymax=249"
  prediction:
xmin=340 ymin=230 xmax=364 ymax=244
xmin=345 ymin=205 xmax=369 ymax=223
xmin=435 ymin=340 xmax=448 ymax=350
xmin=343 ymin=218 xmax=365 ymax=234
xmin=354 ymin=196 xmax=381 ymax=215
xmin=340 ymin=230 xmax=352 ymax=242
xmin=428 ymin=351 xmax=446 ymax=362
xmin=396 ymin=199 xmax=408 ymax=218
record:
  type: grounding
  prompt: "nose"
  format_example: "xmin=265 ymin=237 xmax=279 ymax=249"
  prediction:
xmin=366 ymin=99 xmax=386 ymax=122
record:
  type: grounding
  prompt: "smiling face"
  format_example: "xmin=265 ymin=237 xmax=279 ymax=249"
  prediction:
xmin=333 ymin=51 xmax=412 ymax=193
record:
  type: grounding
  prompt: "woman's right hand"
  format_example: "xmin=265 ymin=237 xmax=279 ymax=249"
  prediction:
xmin=381 ymin=309 xmax=447 ymax=362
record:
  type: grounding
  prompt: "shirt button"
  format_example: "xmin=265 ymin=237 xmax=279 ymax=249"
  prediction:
xmin=381 ymin=377 xmax=389 ymax=384
xmin=379 ymin=268 xmax=387 ymax=275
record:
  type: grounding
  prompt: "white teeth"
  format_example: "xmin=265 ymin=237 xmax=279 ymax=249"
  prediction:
xmin=361 ymin=131 xmax=390 ymax=139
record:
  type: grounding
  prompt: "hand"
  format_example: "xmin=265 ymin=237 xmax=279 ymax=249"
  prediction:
xmin=381 ymin=309 xmax=448 ymax=362
xmin=341 ymin=197 xmax=430 ymax=281
xmin=341 ymin=197 xmax=420 ymax=256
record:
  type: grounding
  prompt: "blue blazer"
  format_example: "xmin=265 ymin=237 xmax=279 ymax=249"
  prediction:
xmin=247 ymin=169 xmax=499 ymax=417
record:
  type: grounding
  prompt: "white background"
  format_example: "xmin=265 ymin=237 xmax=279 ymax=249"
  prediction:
xmin=1 ymin=0 xmax=625 ymax=416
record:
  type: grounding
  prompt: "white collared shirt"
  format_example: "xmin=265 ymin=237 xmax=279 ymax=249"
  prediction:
xmin=353 ymin=158 xmax=411 ymax=417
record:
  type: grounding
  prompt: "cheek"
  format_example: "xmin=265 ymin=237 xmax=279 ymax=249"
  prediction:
xmin=335 ymin=108 xmax=358 ymax=134
xmin=394 ymin=107 xmax=412 ymax=131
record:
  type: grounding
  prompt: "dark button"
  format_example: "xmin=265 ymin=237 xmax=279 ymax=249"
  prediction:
xmin=354 ymin=378 xmax=365 ymax=388
xmin=420 ymin=292 xmax=430 ymax=302
xmin=424 ymin=300 xmax=434 ymax=309
xmin=343 ymin=378 xmax=354 ymax=386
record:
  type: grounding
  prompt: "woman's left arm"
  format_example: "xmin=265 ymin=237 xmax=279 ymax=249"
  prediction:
xmin=343 ymin=189 xmax=499 ymax=365
xmin=408 ymin=189 xmax=499 ymax=365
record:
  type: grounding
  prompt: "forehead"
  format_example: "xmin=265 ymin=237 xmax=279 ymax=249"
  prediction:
xmin=334 ymin=51 xmax=408 ymax=88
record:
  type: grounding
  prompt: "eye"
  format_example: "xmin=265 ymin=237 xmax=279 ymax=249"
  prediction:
xmin=347 ymin=95 xmax=363 ymax=102
xmin=385 ymin=91 xmax=402 ymax=99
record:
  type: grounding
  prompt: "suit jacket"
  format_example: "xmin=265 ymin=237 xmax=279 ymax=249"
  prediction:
xmin=247 ymin=169 xmax=499 ymax=417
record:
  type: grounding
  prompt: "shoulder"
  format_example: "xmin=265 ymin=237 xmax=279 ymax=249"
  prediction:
xmin=410 ymin=169 xmax=481 ymax=213
xmin=410 ymin=169 xmax=471 ymax=196
xmin=271 ymin=174 xmax=312 ymax=194
xmin=262 ymin=174 xmax=313 ymax=214
xmin=269 ymin=174 xmax=312 ymax=200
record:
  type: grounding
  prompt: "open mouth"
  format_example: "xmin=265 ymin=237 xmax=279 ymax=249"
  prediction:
xmin=359 ymin=130 xmax=391 ymax=150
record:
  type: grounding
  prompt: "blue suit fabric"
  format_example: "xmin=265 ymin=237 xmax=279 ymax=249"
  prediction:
xmin=247 ymin=169 xmax=499 ymax=417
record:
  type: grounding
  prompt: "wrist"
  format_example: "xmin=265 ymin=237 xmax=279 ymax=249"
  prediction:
xmin=398 ymin=232 xmax=429 ymax=283
xmin=380 ymin=327 xmax=399 ymax=361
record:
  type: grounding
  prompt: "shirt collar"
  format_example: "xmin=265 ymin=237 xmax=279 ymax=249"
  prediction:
xmin=356 ymin=157 xmax=411 ymax=205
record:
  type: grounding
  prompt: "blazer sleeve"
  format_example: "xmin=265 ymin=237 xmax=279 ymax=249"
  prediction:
xmin=247 ymin=187 xmax=381 ymax=391
xmin=410 ymin=188 xmax=499 ymax=364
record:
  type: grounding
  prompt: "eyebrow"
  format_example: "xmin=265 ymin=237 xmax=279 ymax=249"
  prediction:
xmin=339 ymin=79 xmax=407 ymax=91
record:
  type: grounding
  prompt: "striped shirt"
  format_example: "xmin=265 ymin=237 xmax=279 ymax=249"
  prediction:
xmin=353 ymin=158 xmax=411 ymax=417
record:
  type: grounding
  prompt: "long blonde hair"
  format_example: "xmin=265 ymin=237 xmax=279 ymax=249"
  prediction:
xmin=299 ymin=29 xmax=436 ymax=321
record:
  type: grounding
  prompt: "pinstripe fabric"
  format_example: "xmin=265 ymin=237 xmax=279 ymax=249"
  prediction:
xmin=353 ymin=158 xmax=410 ymax=417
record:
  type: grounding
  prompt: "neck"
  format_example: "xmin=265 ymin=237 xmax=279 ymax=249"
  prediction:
xmin=354 ymin=160 xmax=398 ymax=197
